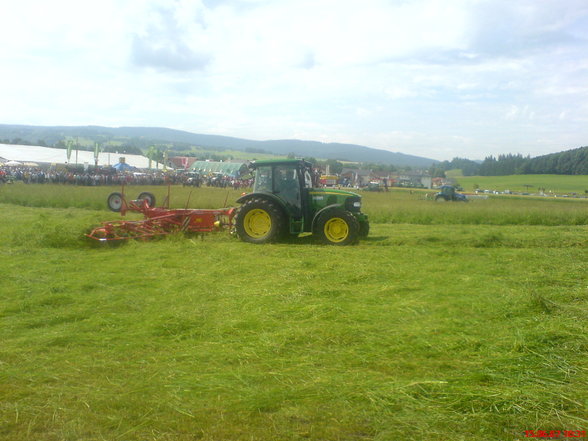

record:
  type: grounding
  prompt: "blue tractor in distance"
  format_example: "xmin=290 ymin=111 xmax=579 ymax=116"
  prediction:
xmin=435 ymin=185 xmax=468 ymax=202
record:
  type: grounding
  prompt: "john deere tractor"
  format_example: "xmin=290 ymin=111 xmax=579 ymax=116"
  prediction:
xmin=435 ymin=185 xmax=468 ymax=202
xmin=234 ymin=159 xmax=369 ymax=245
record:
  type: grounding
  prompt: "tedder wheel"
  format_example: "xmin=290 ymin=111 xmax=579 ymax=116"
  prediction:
xmin=137 ymin=192 xmax=156 ymax=207
xmin=107 ymin=192 xmax=124 ymax=212
xmin=234 ymin=198 xmax=286 ymax=244
xmin=359 ymin=220 xmax=370 ymax=238
xmin=314 ymin=209 xmax=359 ymax=245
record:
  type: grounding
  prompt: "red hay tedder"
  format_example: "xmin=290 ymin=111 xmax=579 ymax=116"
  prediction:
xmin=85 ymin=186 xmax=235 ymax=243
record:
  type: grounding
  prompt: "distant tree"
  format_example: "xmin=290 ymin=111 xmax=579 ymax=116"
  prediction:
xmin=118 ymin=144 xmax=143 ymax=155
xmin=325 ymin=159 xmax=343 ymax=174
xmin=479 ymin=147 xmax=588 ymax=176
xmin=146 ymin=145 xmax=159 ymax=169
xmin=428 ymin=164 xmax=446 ymax=178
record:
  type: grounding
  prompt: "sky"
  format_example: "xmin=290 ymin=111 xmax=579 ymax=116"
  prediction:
xmin=1 ymin=0 xmax=587 ymax=161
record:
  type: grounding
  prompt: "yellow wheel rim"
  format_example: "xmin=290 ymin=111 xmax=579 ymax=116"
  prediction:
xmin=243 ymin=209 xmax=272 ymax=238
xmin=324 ymin=217 xmax=349 ymax=243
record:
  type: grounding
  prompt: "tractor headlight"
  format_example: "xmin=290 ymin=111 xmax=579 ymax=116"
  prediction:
xmin=345 ymin=197 xmax=362 ymax=212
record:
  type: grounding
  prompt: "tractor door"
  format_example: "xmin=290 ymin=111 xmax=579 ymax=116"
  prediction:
xmin=273 ymin=165 xmax=302 ymax=217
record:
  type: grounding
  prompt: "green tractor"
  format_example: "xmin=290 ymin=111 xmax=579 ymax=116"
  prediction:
xmin=234 ymin=159 xmax=369 ymax=245
xmin=435 ymin=185 xmax=468 ymax=202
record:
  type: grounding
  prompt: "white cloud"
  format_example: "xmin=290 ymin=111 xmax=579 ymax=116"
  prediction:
xmin=1 ymin=0 xmax=587 ymax=161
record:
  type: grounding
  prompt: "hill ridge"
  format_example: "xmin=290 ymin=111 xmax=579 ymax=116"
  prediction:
xmin=0 ymin=124 xmax=438 ymax=167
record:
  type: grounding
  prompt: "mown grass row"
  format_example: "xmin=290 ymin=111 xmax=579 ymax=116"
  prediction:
xmin=2 ymin=203 xmax=587 ymax=251
xmin=2 ymin=182 xmax=588 ymax=226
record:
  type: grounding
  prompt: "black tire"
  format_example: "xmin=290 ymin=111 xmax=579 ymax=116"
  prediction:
xmin=137 ymin=192 xmax=156 ymax=207
xmin=435 ymin=195 xmax=448 ymax=202
xmin=359 ymin=220 xmax=370 ymax=238
xmin=234 ymin=198 xmax=286 ymax=244
xmin=314 ymin=209 xmax=359 ymax=245
xmin=107 ymin=192 xmax=124 ymax=212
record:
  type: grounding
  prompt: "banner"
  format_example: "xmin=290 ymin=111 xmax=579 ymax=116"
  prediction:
xmin=66 ymin=140 xmax=73 ymax=162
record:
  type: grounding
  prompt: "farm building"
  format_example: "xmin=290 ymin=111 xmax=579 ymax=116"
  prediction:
xmin=391 ymin=172 xmax=433 ymax=189
xmin=0 ymin=143 xmax=154 ymax=169
xmin=189 ymin=161 xmax=249 ymax=178
xmin=169 ymin=156 xmax=198 ymax=169
xmin=341 ymin=168 xmax=377 ymax=187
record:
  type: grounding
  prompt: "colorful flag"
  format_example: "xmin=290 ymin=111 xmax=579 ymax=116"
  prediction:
xmin=66 ymin=140 xmax=73 ymax=161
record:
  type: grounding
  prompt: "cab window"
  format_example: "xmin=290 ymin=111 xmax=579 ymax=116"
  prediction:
xmin=253 ymin=166 xmax=272 ymax=192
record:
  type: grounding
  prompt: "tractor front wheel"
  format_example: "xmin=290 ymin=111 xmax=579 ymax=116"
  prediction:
xmin=314 ymin=209 xmax=359 ymax=245
xmin=234 ymin=198 xmax=286 ymax=244
xmin=359 ymin=220 xmax=370 ymax=238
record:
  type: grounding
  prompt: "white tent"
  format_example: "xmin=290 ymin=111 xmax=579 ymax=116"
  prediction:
xmin=0 ymin=143 xmax=158 ymax=169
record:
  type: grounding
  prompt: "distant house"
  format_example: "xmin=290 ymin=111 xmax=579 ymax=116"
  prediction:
xmin=341 ymin=168 xmax=376 ymax=187
xmin=392 ymin=172 xmax=433 ymax=189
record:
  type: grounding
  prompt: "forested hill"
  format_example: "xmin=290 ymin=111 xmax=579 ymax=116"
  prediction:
xmin=478 ymin=147 xmax=588 ymax=175
xmin=520 ymin=146 xmax=588 ymax=175
xmin=0 ymin=124 xmax=437 ymax=167
xmin=432 ymin=146 xmax=588 ymax=176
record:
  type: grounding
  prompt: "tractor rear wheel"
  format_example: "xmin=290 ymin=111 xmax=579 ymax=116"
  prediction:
xmin=235 ymin=198 xmax=286 ymax=244
xmin=314 ymin=209 xmax=359 ymax=245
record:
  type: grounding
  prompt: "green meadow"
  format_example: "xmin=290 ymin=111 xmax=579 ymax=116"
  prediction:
xmin=448 ymin=172 xmax=588 ymax=194
xmin=0 ymin=183 xmax=587 ymax=441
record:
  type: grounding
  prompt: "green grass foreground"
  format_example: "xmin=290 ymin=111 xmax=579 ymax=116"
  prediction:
xmin=0 ymin=186 xmax=587 ymax=440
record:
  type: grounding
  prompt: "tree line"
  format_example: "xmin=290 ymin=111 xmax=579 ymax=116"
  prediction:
xmin=430 ymin=146 xmax=588 ymax=176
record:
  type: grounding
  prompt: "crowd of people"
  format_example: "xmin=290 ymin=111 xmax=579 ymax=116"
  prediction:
xmin=0 ymin=165 xmax=253 ymax=189
xmin=186 ymin=173 xmax=253 ymax=189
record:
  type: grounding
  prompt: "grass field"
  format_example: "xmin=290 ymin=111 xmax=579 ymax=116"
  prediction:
xmin=447 ymin=172 xmax=588 ymax=195
xmin=0 ymin=183 xmax=587 ymax=440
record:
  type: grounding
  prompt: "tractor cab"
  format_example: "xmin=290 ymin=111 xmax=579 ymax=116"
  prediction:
xmin=235 ymin=159 xmax=369 ymax=245
xmin=441 ymin=185 xmax=456 ymax=198
xmin=251 ymin=160 xmax=313 ymax=218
